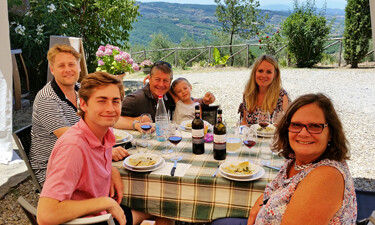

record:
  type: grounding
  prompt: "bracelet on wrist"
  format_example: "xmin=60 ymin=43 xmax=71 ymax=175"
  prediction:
xmin=132 ymin=120 xmax=140 ymax=130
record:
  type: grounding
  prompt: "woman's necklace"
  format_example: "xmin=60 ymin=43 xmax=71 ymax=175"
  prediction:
xmin=294 ymin=161 xmax=313 ymax=171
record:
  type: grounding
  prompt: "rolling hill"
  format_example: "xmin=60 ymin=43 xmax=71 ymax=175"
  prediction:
xmin=129 ymin=2 xmax=345 ymax=46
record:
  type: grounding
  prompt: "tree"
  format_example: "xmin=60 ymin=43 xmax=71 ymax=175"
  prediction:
xmin=8 ymin=0 xmax=139 ymax=92
xmin=214 ymin=0 xmax=265 ymax=66
xmin=343 ymin=0 xmax=372 ymax=68
xmin=282 ymin=0 xmax=330 ymax=68
xmin=149 ymin=33 xmax=174 ymax=63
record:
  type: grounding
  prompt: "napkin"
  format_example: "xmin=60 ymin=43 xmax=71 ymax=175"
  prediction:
xmin=151 ymin=162 xmax=191 ymax=177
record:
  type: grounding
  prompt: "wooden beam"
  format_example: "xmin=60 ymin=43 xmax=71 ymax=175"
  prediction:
xmin=370 ymin=0 xmax=375 ymax=60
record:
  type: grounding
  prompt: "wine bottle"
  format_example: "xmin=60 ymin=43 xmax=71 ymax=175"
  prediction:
xmin=192 ymin=105 xmax=204 ymax=154
xmin=213 ymin=108 xmax=226 ymax=160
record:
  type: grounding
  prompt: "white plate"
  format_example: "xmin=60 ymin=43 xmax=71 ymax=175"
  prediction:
xmin=219 ymin=160 xmax=260 ymax=179
xmin=254 ymin=124 xmax=276 ymax=138
xmin=219 ymin=167 xmax=265 ymax=182
xmin=113 ymin=128 xmax=133 ymax=144
xmin=123 ymin=153 xmax=162 ymax=170
xmin=179 ymin=120 xmax=213 ymax=132
xmin=123 ymin=158 xmax=165 ymax=172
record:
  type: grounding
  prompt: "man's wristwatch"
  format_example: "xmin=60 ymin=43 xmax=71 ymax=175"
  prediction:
xmin=132 ymin=120 xmax=140 ymax=130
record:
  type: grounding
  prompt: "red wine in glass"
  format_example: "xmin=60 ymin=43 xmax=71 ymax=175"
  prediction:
xmin=243 ymin=140 xmax=256 ymax=148
xmin=168 ymin=136 xmax=182 ymax=145
xmin=259 ymin=122 xmax=269 ymax=129
xmin=141 ymin=124 xmax=152 ymax=132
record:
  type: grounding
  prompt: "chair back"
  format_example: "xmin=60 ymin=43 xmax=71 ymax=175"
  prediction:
xmin=201 ymin=105 xmax=219 ymax=125
xmin=17 ymin=196 xmax=38 ymax=225
xmin=356 ymin=189 xmax=375 ymax=222
xmin=17 ymin=196 xmax=116 ymax=225
xmin=12 ymin=125 xmax=42 ymax=192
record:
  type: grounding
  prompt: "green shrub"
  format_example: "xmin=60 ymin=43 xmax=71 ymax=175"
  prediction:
xmin=282 ymin=0 xmax=330 ymax=67
xmin=343 ymin=0 xmax=372 ymax=68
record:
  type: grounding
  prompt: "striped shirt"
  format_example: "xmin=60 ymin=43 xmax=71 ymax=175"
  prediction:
xmin=29 ymin=78 xmax=80 ymax=185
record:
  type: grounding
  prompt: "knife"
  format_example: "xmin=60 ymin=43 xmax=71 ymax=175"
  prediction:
xmin=171 ymin=160 xmax=177 ymax=176
xmin=212 ymin=163 xmax=221 ymax=177
xmin=262 ymin=164 xmax=281 ymax=171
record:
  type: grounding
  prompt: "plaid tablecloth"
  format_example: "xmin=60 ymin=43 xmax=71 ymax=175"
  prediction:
xmin=112 ymin=130 xmax=284 ymax=223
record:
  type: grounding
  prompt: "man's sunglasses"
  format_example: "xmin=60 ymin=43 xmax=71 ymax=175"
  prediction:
xmin=153 ymin=61 xmax=172 ymax=69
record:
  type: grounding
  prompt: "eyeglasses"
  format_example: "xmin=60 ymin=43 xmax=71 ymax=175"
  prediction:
xmin=288 ymin=122 xmax=328 ymax=134
xmin=153 ymin=61 xmax=172 ymax=69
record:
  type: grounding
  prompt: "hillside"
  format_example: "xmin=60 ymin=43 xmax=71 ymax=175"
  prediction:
xmin=129 ymin=2 xmax=345 ymax=46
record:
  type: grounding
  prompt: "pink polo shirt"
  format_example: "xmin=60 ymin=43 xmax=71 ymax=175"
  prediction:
xmin=41 ymin=119 xmax=116 ymax=215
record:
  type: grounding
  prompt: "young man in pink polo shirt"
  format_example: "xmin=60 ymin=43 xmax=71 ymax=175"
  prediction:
xmin=37 ymin=72 xmax=173 ymax=225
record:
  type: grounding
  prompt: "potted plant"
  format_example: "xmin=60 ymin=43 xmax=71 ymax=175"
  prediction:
xmin=96 ymin=45 xmax=139 ymax=79
xmin=209 ymin=47 xmax=229 ymax=67
xmin=140 ymin=59 xmax=153 ymax=74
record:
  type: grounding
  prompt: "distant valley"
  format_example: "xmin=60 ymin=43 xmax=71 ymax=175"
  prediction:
xmin=129 ymin=2 xmax=345 ymax=46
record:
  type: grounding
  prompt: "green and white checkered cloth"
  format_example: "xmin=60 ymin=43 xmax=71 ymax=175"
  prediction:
xmin=112 ymin=130 xmax=284 ymax=223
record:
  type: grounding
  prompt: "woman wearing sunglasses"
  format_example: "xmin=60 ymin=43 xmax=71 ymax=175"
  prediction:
xmin=212 ymin=93 xmax=357 ymax=225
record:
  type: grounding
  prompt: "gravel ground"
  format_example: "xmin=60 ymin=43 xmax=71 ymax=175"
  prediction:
xmin=3 ymin=66 xmax=375 ymax=224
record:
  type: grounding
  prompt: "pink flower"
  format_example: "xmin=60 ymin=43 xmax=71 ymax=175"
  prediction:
xmin=98 ymin=59 xmax=104 ymax=66
xmin=276 ymin=30 xmax=279 ymax=33
xmin=121 ymin=52 xmax=130 ymax=60
xmin=105 ymin=44 xmax=115 ymax=50
xmin=259 ymin=46 xmax=262 ymax=49
xmin=104 ymin=48 xmax=112 ymax=56
xmin=126 ymin=58 xmax=134 ymax=65
xmin=114 ymin=54 xmax=123 ymax=62
xmin=98 ymin=45 xmax=105 ymax=51
xmin=266 ymin=36 xmax=269 ymax=39
xmin=96 ymin=50 xmax=105 ymax=57
xmin=133 ymin=63 xmax=140 ymax=71
xmin=259 ymin=39 xmax=262 ymax=43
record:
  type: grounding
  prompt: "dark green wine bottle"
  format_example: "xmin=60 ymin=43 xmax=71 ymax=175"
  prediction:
xmin=213 ymin=108 xmax=226 ymax=160
xmin=192 ymin=105 xmax=204 ymax=154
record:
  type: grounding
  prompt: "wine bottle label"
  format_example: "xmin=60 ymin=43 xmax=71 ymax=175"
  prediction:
xmin=192 ymin=136 xmax=204 ymax=144
xmin=192 ymin=129 xmax=204 ymax=138
xmin=214 ymin=142 xmax=226 ymax=150
xmin=214 ymin=134 xmax=226 ymax=143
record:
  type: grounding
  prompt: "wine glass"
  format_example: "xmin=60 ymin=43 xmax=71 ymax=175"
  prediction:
xmin=140 ymin=113 xmax=153 ymax=149
xmin=168 ymin=123 xmax=182 ymax=161
xmin=272 ymin=110 xmax=284 ymax=128
xmin=258 ymin=110 xmax=271 ymax=133
xmin=258 ymin=111 xmax=271 ymax=162
xmin=161 ymin=122 xmax=173 ymax=154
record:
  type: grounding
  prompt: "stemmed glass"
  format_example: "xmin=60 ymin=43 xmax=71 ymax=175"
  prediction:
xmin=140 ymin=113 xmax=153 ymax=150
xmin=240 ymin=124 xmax=257 ymax=160
xmin=168 ymin=123 xmax=182 ymax=161
xmin=161 ymin=122 xmax=173 ymax=154
xmin=272 ymin=110 xmax=284 ymax=128
xmin=258 ymin=111 xmax=271 ymax=161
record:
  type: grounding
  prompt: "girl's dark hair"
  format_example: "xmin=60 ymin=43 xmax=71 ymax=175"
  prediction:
xmin=272 ymin=93 xmax=350 ymax=161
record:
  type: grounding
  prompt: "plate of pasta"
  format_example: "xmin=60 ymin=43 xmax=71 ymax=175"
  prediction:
xmin=113 ymin=128 xmax=133 ymax=144
xmin=123 ymin=153 xmax=163 ymax=170
xmin=219 ymin=160 xmax=260 ymax=179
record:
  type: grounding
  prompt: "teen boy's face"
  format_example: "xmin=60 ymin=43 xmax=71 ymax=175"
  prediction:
xmin=80 ymin=84 xmax=121 ymax=130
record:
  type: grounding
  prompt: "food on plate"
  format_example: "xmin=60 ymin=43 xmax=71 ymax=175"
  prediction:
xmin=128 ymin=156 xmax=159 ymax=167
xmin=115 ymin=134 xmax=123 ymax=140
xmin=185 ymin=123 xmax=192 ymax=128
xmin=257 ymin=126 xmax=274 ymax=133
xmin=222 ymin=161 xmax=254 ymax=175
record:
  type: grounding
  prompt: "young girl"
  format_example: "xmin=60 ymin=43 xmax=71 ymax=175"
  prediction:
xmin=170 ymin=78 xmax=200 ymax=124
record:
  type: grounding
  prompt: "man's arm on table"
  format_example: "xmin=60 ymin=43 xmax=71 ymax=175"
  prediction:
xmin=37 ymin=195 xmax=126 ymax=225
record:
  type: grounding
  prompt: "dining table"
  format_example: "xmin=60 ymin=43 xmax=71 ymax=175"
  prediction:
xmin=112 ymin=127 xmax=285 ymax=223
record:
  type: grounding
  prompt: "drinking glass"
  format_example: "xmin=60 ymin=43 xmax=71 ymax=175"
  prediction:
xmin=161 ymin=122 xmax=173 ymax=154
xmin=225 ymin=118 xmax=241 ymax=154
xmin=240 ymin=124 xmax=257 ymax=154
xmin=258 ymin=111 xmax=271 ymax=161
xmin=272 ymin=110 xmax=284 ymax=128
xmin=140 ymin=113 xmax=152 ymax=149
xmin=168 ymin=123 xmax=182 ymax=161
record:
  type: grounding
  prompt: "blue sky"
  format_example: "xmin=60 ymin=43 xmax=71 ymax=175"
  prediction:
xmin=137 ymin=0 xmax=347 ymax=9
